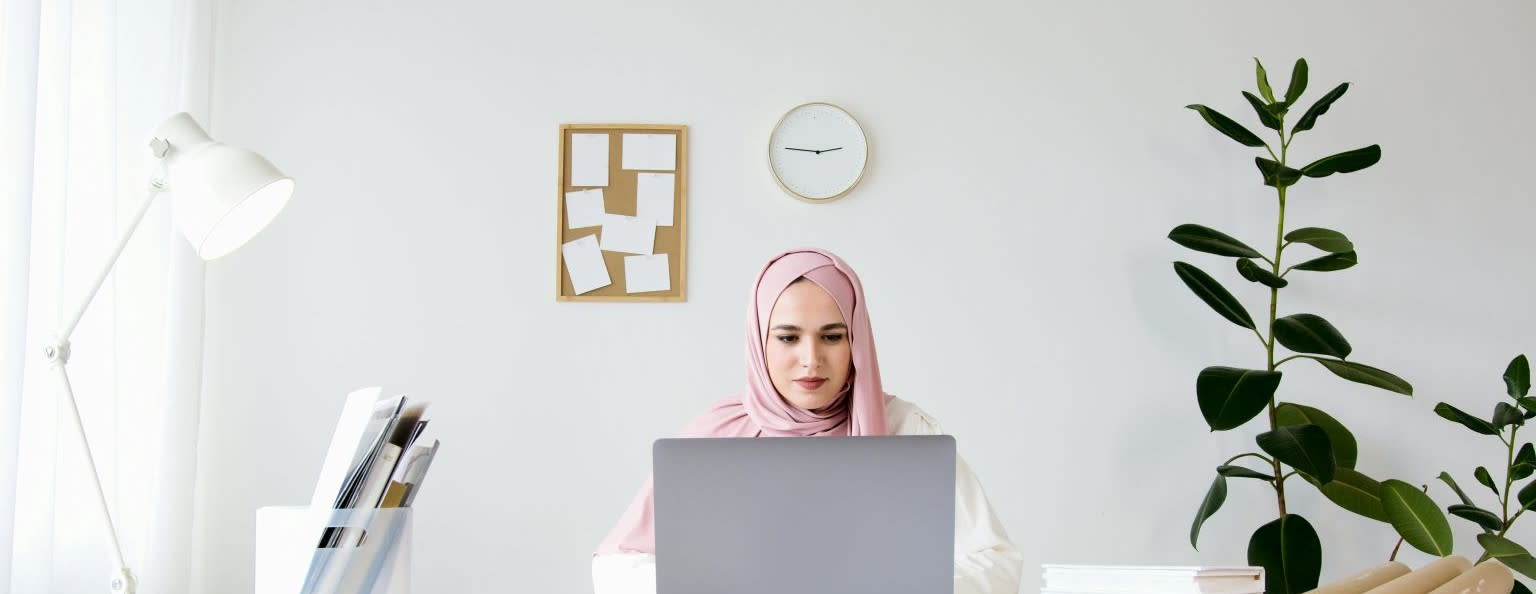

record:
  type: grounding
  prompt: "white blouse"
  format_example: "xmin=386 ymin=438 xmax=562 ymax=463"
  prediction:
xmin=591 ymin=396 xmax=1024 ymax=594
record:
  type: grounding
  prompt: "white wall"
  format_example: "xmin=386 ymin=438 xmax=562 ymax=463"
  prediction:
xmin=193 ymin=1 xmax=1536 ymax=592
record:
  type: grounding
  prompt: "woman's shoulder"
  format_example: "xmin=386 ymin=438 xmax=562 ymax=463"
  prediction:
xmin=883 ymin=394 xmax=944 ymax=436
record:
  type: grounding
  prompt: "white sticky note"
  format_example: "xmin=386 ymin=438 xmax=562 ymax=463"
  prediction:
xmin=570 ymin=134 xmax=609 ymax=187
xmin=635 ymin=173 xmax=675 ymax=226
xmin=624 ymin=254 xmax=670 ymax=293
xmin=621 ymin=133 xmax=676 ymax=171
xmin=600 ymin=215 xmax=656 ymax=255
xmin=561 ymin=235 xmax=611 ymax=295
xmin=564 ymin=189 xmax=607 ymax=229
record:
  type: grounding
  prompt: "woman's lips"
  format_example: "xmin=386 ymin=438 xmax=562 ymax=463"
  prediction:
xmin=794 ymin=378 xmax=827 ymax=390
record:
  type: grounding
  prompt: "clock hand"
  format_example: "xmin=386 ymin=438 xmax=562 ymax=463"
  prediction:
xmin=784 ymin=147 xmax=817 ymax=153
xmin=818 ymin=147 xmax=843 ymax=154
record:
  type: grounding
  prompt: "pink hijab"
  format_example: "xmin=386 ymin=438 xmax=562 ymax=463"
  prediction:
xmin=595 ymin=248 xmax=890 ymax=554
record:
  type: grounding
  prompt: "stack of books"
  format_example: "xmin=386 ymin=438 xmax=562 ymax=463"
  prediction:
xmin=1042 ymin=565 xmax=1265 ymax=594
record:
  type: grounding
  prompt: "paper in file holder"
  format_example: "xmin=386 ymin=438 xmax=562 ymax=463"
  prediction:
xmin=256 ymin=506 xmax=412 ymax=594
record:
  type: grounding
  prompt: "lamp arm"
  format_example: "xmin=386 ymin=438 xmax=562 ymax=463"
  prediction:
xmin=44 ymin=362 xmax=138 ymax=594
xmin=42 ymin=168 xmax=168 ymax=594
xmin=58 ymin=175 xmax=166 ymax=341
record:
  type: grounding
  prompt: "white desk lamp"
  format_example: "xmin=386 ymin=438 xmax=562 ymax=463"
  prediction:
xmin=40 ymin=112 xmax=294 ymax=594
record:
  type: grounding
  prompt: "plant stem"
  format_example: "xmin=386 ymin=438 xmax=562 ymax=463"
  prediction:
xmin=1274 ymin=355 xmax=1306 ymax=368
xmin=1509 ymin=503 xmax=1533 ymax=527
xmin=1226 ymin=452 xmax=1276 ymax=467
xmin=1503 ymin=426 xmax=1521 ymax=534
xmin=1268 ymin=126 xmax=1291 ymax=517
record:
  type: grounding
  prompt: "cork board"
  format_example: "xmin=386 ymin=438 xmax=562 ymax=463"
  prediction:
xmin=555 ymin=124 xmax=687 ymax=301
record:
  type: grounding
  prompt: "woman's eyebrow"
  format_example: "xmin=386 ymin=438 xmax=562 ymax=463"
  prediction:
xmin=770 ymin=323 xmax=847 ymax=332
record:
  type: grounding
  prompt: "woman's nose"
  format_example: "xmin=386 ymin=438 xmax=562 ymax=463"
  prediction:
xmin=800 ymin=342 xmax=823 ymax=367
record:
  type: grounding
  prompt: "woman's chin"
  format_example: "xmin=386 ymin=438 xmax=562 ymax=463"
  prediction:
xmin=785 ymin=393 xmax=839 ymax=412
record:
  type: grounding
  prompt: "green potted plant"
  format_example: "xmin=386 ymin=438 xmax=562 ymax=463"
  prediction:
xmin=1174 ymin=58 xmax=1416 ymax=594
xmin=1399 ymin=354 xmax=1536 ymax=594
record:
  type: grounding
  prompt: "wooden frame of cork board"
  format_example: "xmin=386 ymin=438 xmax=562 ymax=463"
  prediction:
xmin=555 ymin=123 xmax=688 ymax=302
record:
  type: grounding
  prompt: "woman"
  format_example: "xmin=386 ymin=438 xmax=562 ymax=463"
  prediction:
xmin=592 ymin=248 xmax=1022 ymax=594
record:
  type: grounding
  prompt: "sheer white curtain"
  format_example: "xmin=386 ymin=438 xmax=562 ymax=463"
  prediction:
xmin=1 ymin=0 xmax=215 ymax=592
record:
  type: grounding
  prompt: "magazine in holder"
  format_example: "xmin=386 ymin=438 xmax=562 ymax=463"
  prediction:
xmin=256 ymin=506 xmax=412 ymax=594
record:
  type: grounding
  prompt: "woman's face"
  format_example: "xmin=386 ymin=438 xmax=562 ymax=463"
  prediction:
xmin=765 ymin=279 xmax=853 ymax=411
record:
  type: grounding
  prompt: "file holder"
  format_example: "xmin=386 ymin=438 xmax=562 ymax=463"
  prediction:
xmin=256 ymin=506 xmax=412 ymax=594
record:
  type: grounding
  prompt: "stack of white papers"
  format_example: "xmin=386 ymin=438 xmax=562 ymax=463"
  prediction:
xmin=1041 ymin=565 xmax=1265 ymax=594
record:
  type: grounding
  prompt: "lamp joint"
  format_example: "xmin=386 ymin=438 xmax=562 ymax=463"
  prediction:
xmin=42 ymin=336 xmax=70 ymax=367
xmin=110 ymin=568 xmax=137 ymax=594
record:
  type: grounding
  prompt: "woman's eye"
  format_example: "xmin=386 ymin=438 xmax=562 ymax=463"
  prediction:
xmin=822 ymin=334 xmax=845 ymax=343
xmin=776 ymin=335 xmax=799 ymax=344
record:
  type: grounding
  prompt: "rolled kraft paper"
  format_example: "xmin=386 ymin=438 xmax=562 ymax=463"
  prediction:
xmin=1307 ymin=561 xmax=1413 ymax=594
xmin=1363 ymin=556 xmax=1474 ymax=594
xmin=1425 ymin=560 xmax=1514 ymax=594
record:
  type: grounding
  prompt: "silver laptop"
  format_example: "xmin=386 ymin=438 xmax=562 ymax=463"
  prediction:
xmin=653 ymin=435 xmax=955 ymax=594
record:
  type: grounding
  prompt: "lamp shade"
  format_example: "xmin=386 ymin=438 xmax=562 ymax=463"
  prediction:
xmin=153 ymin=113 xmax=294 ymax=260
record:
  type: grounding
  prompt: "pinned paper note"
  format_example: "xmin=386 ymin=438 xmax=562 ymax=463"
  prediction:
xmin=564 ymin=189 xmax=607 ymax=229
xmin=570 ymin=134 xmax=609 ymax=187
xmin=624 ymin=254 xmax=670 ymax=293
xmin=561 ymin=235 xmax=611 ymax=295
xmin=622 ymin=134 xmax=676 ymax=171
xmin=635 ymin=173 xmax=675 ymax=226
xmin=601 ymin=215 xmax=656 ymax=255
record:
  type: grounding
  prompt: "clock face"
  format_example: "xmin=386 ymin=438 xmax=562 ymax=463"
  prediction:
xmin=768 ymin=103 xmax=869 ymax=202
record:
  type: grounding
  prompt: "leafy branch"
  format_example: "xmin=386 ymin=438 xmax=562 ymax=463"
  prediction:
xmin=1176 ymin=58 xmax=1412 ymax=594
